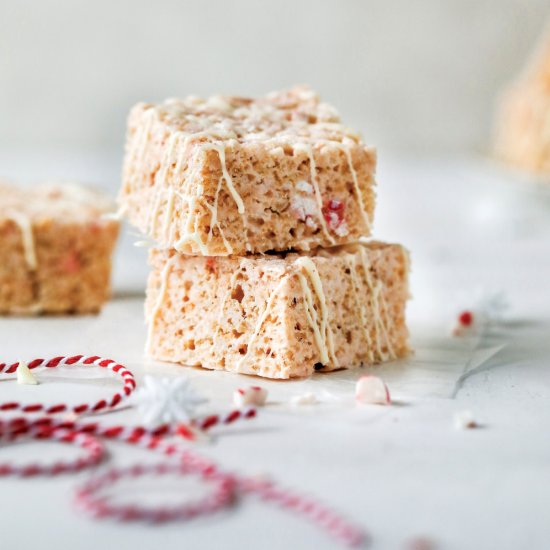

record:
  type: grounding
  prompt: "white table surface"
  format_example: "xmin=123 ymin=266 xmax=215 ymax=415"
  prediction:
xmin=0 ymin=152 xmax=549 ymax=550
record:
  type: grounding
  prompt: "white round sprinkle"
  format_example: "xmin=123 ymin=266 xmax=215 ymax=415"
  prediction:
xmin=233 ymin=386 xmax=268 ymax=408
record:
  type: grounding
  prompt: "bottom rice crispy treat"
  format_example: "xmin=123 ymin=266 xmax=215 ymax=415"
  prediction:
xmin=146 ymin=242 xmax=410 ymax=379
xmin=0 ymin=182 xmax=119 ymax=314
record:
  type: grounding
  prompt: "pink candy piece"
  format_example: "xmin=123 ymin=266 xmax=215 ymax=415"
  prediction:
xmin=322 ymin=199 xmax=345 ymax=228
xmin=355 ymin=375 xmax=391 ymax=405
xmin=233 ymin=386 xmax=268 ymax=408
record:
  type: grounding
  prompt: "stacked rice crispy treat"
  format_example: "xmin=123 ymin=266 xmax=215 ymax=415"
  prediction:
xmin=120 ymin=86 xmax=410 ymax=379
xmin=0 ymin=182 xmax=119 ymax=314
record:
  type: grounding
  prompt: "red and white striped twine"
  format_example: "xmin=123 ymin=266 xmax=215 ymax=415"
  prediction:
xmin=75 ymin=463 xmax=236 ymax=523
xmin=0 ymin=355 xmax=136 ymax=415
xmin=0 ymin=421 xmax=104 ymax=477
xmin=0 ymin=355 xmax=367 ymax=547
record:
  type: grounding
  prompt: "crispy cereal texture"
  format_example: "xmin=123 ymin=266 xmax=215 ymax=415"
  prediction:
xmin=494 ymin=24 xmax=550 ymax=175
xmin=0 ymin=182 xmax=119 ymax=314
xmin=120 ymin=86 xmax=376 ymax=255
xmin=146 ymin=242 xmax=410 ymax=379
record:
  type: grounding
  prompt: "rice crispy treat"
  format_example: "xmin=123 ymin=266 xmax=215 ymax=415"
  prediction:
xmin=146 ymin=242 xmax=410 ymax=379
xmin=0 ymin=182 xmax=119 ymax=314
xmin=120 ymin=86 xmax=376 ymax=255
xmin=494 ymin=24 xmax=550 ymax=175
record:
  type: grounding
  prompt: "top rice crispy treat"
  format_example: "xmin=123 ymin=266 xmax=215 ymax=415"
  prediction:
xmin=0 ymin=181 xmax=119 ymax=314
xmin=494 ymin=24 xmax=550 ymax=175
xmin=120 ymin=86 xmax=376 ymax=255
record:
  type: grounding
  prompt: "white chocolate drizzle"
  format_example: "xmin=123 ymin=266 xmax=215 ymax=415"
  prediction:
xmin=213 ymin=263 xmax=245 ymax=352
xmin=345 ymin=255 xmax=375 ymax=362
xmin=146 ymin=255 xmax=176 ymax=354
xmin=235 ymin=276 xmax=289 ymax=373
xmin=7 ymin=211 xmax=37 ymax=270
xmin=2 ymin=182 xmax=116 ymax=272
xmin=129 ymin=108 xmax=155 ymax=193
xmin=294 ymin=257 xmax=338 ymax=367
xmin=357 ymin=246 xmax=393 ymax=360
xmin=328 ymin=141 xmax=373 ymax=232
xmin=377 ymin=282 xmax=396 ymax=358
xmin=203 ymin=143 xmax=245 ymax=214
xmin=148 ymin=189 xmax=163 ymax=236
xmin=133 ymin=128 xmax=248 ymax=255
xmin=102 ymin=204 xmax=127 ymax=221
xmin=293 ymin=143 xmax=335 ymax=244
xmin=162 ymin=187 xmax=175 ymax=241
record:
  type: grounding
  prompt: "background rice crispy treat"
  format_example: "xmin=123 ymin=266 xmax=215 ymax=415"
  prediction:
xmin=120 ymin=86 xmax=376 ymax=255
xmin=0 ymin=182 xmax=119 ymax=314
xmin=146 ymin=242 xmax=410 ymax=379
xmin=494 ymin=26 xmax=550 ymax=175
xmin=495 ymin=83 xmax=550 ymax=174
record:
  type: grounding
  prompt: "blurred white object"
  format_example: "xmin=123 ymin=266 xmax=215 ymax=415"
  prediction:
xmin=132 ymin=375 xmax=207 ymax=428
xmin=233 ymin=386 xmax=268 ymax=408
xmin=454 ymin=410 xmax=478 ymax=430
xmin=290 ymin=392 xmax=318 ymax=406
xmin=16 ymin=360 xmax=38 ymax=385
xmin=355 ymin=375 xmax=391 ymax=405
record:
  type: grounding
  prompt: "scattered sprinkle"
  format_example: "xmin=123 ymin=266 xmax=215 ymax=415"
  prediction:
xmin=233 ymin=386 xmax=268 ymax=408
xmin=355 ymin=375 xmax=391 ymax=405
xmin=454 ymin=410 xmax=478 ymax=430
xmin=290 ymin=392 xmax=318 ymax=406
xmin=452 ymin=309 xmax=480 ymax=337
xmin=17 ymin=360 xmax=38 ymax=385
xmin=451 ymin=290 xmax=509 ymax=337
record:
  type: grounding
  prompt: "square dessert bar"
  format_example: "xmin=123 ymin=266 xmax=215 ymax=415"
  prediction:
xmin=494 ymin=27 xmax=550 ymax=174
xmin=146 ymin=242 xmax=409 ymax=379
xmin=0 ymin=182 xmax=119 ymax=314
xmin=120 ymin=86 xmax=376 ymax=255
xmin=494 ymin=82 xmax=550 ymax=174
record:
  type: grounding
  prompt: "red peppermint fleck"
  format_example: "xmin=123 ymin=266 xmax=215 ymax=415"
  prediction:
xmin=89 ymin=221 xmax=103 ymax=234
xmin=458 ymin=311 xmax=473 ymax=327
xmin=322 ymin=199 xmax=345 ymax=229
xmin=60 ymin=251 xmax=81 ymax=274
xmin=205 ymin=257 xmax=217 ymax=274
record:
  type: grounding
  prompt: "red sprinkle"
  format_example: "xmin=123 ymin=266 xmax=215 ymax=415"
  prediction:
xmin=59 ymin=251 xmax=81 ymax=274
xmin=327 ymin=199 xmax=344 ymax=212
xmin=458 ymin=311 xmax=473 ymax=327
xmin=322 ymin=199 xmax=345 ymax=228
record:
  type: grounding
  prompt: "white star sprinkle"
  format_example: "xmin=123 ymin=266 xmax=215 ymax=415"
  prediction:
xmin=132 ymin=375 xmax=207 ymax=428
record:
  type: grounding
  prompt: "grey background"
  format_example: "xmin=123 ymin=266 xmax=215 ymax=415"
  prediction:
xmin=1 ymin=0 xmax=549 ymax=164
